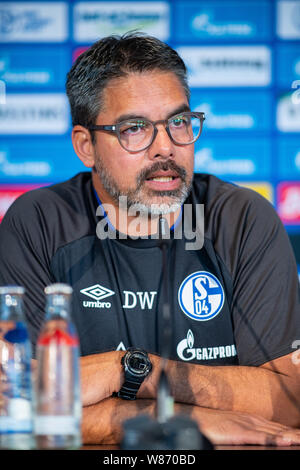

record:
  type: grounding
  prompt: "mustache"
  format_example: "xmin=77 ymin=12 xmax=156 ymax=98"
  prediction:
xmin=136 ymin=160 xmax=187 ymax=188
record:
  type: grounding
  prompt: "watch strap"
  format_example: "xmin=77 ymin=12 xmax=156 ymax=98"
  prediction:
xmin=117 ymin=377 xmax=143 ymax=400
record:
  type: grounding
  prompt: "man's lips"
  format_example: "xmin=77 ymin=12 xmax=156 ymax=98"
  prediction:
xmin=146 ymin=170 xmax=180 ymax=180
xmin=144 ymin=170 xmax=181 ymax=190
xmin=136 ymin=161 xmax=187 ymax=192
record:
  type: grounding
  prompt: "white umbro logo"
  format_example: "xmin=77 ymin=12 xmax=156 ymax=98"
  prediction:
xmin=80 ymin=284 xmax=115 ymax=301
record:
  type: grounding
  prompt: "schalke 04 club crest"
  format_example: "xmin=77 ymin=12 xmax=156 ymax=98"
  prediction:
xmin=178 ymin=271 xmax=225 ymax=321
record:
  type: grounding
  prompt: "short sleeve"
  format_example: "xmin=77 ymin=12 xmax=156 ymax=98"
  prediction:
xmin=0 ymin=193 xmax=55 ymax=354
xmin=230 ymin=192 xmax=300 ymax=366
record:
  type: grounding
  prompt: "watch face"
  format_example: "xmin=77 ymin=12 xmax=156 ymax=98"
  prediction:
xmin=126 ymin=351 xmax=151 ymax=376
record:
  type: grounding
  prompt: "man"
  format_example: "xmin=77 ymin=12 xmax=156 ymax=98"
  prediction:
xmin=1 ymin=33 xmax=300 ymax=447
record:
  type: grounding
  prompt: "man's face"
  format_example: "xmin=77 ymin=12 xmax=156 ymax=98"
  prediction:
xmin=93 ymin=71 xmax=195 ymax=215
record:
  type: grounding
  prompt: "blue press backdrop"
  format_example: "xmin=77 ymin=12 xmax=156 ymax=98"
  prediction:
xmin=0 ymin=0 xmax=299 ymax=271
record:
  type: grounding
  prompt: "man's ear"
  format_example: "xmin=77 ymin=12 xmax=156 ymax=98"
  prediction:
xmin=72 ymin=125 xmax=96 ymax=168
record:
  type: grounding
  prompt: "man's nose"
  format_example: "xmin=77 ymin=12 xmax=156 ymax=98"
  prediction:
xmin=148 ymin=124 xmax=175 ymax=160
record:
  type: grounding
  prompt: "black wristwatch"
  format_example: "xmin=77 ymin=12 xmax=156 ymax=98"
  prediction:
xmin=116 ymin=348 xmax=152 ymax=400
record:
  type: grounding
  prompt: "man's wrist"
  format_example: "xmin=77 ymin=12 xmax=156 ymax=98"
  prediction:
xmin=138 ymin=353 xmax=160 ymax=399
xmin=113 ymin=350 xmax=125 ymax=394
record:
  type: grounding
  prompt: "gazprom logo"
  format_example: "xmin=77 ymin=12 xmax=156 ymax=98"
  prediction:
xmin=176 ymin=329 xmax=237 ymax=362
xmin=178 ymin=271 xmax=224 ymax=321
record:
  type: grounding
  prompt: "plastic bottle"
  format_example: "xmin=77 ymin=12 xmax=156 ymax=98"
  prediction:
xmin=0 ymin=286 xmax=34 ymax=449
xmin=34 ymin=283 xmax=81 ymax=449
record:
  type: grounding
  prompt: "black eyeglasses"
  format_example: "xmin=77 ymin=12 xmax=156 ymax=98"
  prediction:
xmin=88 ymin=111 xmax=205 ymax=153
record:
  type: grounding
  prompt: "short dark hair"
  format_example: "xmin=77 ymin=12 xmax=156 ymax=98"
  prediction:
xmin=66 ymin=32 xmax=190 ymax=135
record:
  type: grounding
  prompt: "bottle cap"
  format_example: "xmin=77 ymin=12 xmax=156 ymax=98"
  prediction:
xmin=44 ymin=283 xmax=73 ymax=296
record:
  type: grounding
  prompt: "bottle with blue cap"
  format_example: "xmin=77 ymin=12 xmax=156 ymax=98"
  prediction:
xmin=0 ymin=286 xmax=34 ymax=449
xmin=34 ymin=283 xmax=81 ymax=449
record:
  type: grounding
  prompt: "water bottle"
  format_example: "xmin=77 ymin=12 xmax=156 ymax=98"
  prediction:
xmin=0 ymin=286 xmax=33 ymax=449
xmin=34 ymin=283 xmax=81 ymax=449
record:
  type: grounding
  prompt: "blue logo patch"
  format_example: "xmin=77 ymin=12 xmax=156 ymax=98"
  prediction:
xmin=178 ymin=271 xmax=224 ymax=321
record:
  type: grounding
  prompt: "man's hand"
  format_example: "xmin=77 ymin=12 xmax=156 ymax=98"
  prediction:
xmin=82 ymin=397 xmax=300 ymax=447
xmin=192 ymin=407 xmax=300 ymax=447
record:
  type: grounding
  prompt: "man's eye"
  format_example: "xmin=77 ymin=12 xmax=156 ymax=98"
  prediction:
xmin=171 ymin=116 xmax=187 ymax=127
xmin=121 ymin=122 xmax=146 ymax=134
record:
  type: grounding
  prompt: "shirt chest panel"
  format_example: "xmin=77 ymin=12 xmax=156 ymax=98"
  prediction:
xmin=51 ymin=236 xmax=237 ymax=365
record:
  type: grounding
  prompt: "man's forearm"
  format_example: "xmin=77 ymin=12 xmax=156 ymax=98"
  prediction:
xmin=80 ymin=351 xmax=123 ymax=406
xmin=82 ymin=397 xmax=155 ymax=445
xmin=80 ymin=350 xmax=300 ymax=427
xmin=82 ymin=397 xmax=300 ymax=447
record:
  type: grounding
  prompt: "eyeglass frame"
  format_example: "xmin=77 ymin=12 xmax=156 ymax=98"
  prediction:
xmin=88 ymin=111 xmax=205 ymax=153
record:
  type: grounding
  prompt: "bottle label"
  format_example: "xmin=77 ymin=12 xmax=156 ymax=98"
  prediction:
xmin=0 ymin=417 xmax=32 ymax=434
xmin=34 ymin=416 xmax=78 ymax=435
xmin=0 ymin=398 xmax=32 ymax=434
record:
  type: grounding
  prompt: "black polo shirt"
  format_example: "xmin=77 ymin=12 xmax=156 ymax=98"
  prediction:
xmin=0 ymin=172 xmax=299 ymax=366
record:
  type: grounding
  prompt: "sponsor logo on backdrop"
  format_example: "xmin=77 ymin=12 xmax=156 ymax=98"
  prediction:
xmin=278 ymin=139 xmax=300 ymax=179
xmin=277 ymin=183 xmax=300 ymax=224
xmin=177 ymin=46 xmax=271 ymax=87
xmin=0 ymin=79 xmax=5 ymax=104
xmin=0 ymin=149 xmax=51 ymax=178
xmin=276 ymin=45 xmax=300 ymax=88
xmin=195 ymin=147 xmax=255 ymax=176
xmin=296 ymin=152 xmax=300 ymax=170
xmin=73 ymin=2 xmax=169 ymax=42
xmin=292 ymin=80 xmax=300 ymax=105
xmin=0 ymin=48 xmax=69 ymax=88
xmin=191 ymin=91 xmax=272 ymax=132
xmin=194 ymin=102 xmax=254 ymax=130
xmin=0 ymin=139 xmax=83 ymax=184
xmin=0 ymin=65 xmax=50 ymax=86
xmin=175 ymin=1 xmax=271 ymax=41
xmin=0 ymin=94 xmax=69 ymax=134
xmin=277 ymin=0 xmax=300 ymax=39
xmin=191 ymin=12 xmax=253 ymax=38
xmin=177 ymin=329 xmax=237 ymax=362
xmin=0 ymin=184 xmax=47 ymax=222
xmin=277 ymin=92 xmax=300 ymax=132
xmin=194 ymin=138 xmax=271 ymax=179
xmin=0 ymin=2 xmax=68 ymax=42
